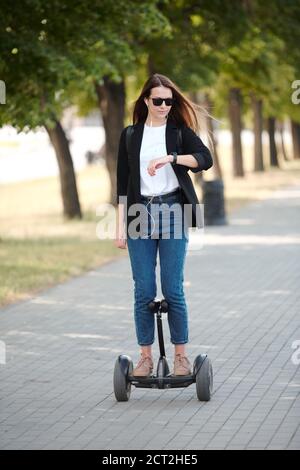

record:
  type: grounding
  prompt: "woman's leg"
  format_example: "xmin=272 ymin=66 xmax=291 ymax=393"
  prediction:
xmin=174 ymin=344 xmax=187 ymax=356
xmin=158 ymin=196 xmax=189 ymax=355
xmin=159 ymin=234 xmax=189 ymax=347
xmin=127 ymin=236 xmax=159 ymax=350
xmin=140 ymin=345 xmax=152 ymax=358
xmin=159 ymin=230 xmax=191 ymax=375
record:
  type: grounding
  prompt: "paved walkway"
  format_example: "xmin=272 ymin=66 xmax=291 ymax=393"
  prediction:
xmin=0 ymin=184 xmax=300 ymax=450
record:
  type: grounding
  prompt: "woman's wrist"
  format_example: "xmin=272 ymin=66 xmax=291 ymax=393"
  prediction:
xmin=168 ymin=152 xmax=177 ymax=164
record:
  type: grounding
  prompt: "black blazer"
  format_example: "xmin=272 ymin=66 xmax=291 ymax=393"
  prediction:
xmin=116 ymin=116 xmax=213 ymax=234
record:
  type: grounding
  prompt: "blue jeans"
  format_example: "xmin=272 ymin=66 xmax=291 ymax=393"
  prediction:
xmin=127 ymin=189 xmax=189 ymax=346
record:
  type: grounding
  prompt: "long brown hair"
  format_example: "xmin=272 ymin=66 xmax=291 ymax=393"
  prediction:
xmin=132 ymin=73 xmax=200 ymax=132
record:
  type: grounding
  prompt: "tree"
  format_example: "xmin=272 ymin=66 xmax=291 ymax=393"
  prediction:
xmin=0 ymin=0 xmax=89 ymax=217
xmin=0 ymin=0 xmax=171 ymax=215
xmin=142 ymin=0 xmax=250 ymax=224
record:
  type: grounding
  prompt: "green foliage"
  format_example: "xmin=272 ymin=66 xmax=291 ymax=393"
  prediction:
xmin=145 ymin=0 xmax=250 ymax=92
xmin=0 ymin=0 xmax=170 ymax=130
xmin=0 ymin=0 xmax=299 ymax=128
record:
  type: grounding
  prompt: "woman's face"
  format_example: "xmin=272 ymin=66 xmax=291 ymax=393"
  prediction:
xmin=144 ymin=86 xmax=173 ymax=121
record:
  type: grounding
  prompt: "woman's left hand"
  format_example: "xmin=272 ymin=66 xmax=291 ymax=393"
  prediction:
xmin=147 ymin=156 xmax=171 ymax=176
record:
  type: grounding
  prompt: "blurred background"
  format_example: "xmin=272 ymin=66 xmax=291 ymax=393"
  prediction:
xmin=0 ymin=0 xmax=300 ymax=306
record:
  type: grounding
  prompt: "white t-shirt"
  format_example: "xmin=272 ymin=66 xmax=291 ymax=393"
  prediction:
xmin=140 ymin=123 xmax=180 ymax=196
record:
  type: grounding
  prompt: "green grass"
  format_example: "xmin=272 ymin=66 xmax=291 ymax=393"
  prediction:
xmin=0 ymin=165 xmax=124 ymax=306
xmin=0 ymin=236 xmax=124 ymax=306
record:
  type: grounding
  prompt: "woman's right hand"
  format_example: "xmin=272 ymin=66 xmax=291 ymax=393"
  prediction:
xmin=115 ymin=229 xmax=127 ymax=249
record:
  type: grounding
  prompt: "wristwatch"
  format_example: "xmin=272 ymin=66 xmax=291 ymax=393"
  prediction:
xmin=171 ymin=152 xmax=177 ymax=164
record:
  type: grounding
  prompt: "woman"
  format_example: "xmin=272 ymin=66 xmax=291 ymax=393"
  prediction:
xmin=115 ymin=73 xmax=213 ymax=377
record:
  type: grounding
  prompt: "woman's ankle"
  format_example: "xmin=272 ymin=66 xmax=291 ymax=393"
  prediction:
xmin=140 ymin=346 xmax=152 ymax=358
xmin=174 ymin=344 xmax=186 ymax=357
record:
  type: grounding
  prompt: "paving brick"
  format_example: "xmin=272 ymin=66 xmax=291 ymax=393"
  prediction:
xmin=0 ymin=183 xmax=299 ymax=450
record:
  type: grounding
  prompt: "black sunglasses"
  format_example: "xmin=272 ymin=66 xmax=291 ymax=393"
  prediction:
xmin=149 ymin=97 xmax=174 ymax=106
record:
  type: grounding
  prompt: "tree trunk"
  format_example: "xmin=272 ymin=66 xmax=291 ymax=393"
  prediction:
xmin=45 ymin=118 xmax=82 ymax=219
xmin=268 ymin=117 xmax=279 ymax=167
xmin=291 ymin=120 xmax=300 ymax=160
xmin=95 ymin=76 xmax=126 ymax=206
xmin=229 ymin=88 xmax=244 ymax=177
xmin=203 ymin=93 xmax=222 ymax=180
xmin=192 ymin=92 xmax=227 ymax=225
xmin=278 ymin=121 xmax=289 ymax=161
xmin=252 ymin=95 xmax=264 ymax=172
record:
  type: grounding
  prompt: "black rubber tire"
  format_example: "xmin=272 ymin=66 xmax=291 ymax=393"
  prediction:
xmin=113 ymin=358 xmax=133 ymax=402
xmin=196 ymin=357 xmax=213 ymax=401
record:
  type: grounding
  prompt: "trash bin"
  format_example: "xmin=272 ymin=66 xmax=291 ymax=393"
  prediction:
xmin=202 ymin=179 xmax=228 ymax=226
